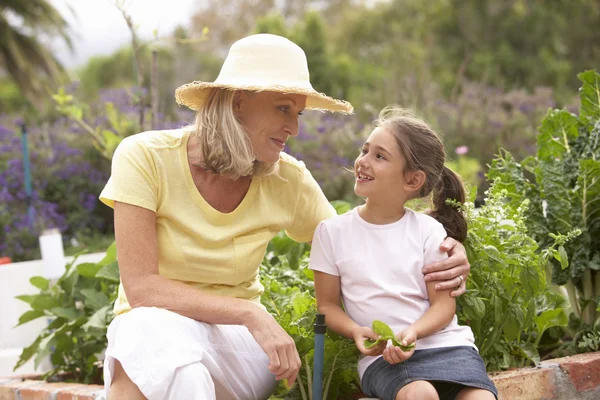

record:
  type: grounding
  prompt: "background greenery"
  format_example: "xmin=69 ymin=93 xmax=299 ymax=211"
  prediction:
xmin=3 ymin=0 xmax=600 ymax=396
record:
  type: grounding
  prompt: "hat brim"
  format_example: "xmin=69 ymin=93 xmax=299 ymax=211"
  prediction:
xmin=175 ymin=82 xmax=354 ymax=114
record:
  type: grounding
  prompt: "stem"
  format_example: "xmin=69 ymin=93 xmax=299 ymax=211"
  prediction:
xmin=296 ymin=372 xmax=308 ymax=400
xmin=583 ymin=269 xmax=595 ymax=325
xmin=151 ymin=49 xmax=159 ymax=130
xmin=304 ymin=354 xmax=312 ymax=400
xmin=323 ymin=352 xmax=340 ymax=400
xmin=565 ymin=280 xmax=581 ymax=320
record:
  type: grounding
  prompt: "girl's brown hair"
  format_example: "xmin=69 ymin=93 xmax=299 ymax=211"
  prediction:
xmin=374 ymin=106 xmax=467 ymax=242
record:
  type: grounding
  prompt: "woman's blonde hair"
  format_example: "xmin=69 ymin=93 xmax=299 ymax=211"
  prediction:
xmin=190 ymin=88 xmax=276 ymax=179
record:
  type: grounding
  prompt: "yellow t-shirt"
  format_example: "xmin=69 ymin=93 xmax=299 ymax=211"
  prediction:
xmin=100 ymin=129 xmax=336 ymax=315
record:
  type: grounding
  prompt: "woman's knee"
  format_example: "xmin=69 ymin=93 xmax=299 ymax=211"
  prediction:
xmin=396 ymin=380 xmax=439 ymax=400
xmin=108 ymin=360 xmax=146 ymax=400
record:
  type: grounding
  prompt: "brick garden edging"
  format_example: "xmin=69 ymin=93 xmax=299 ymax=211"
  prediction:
xmin=1 ymin=351 xmax=599 ymax=400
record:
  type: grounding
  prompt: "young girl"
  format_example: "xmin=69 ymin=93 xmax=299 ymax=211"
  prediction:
xmin=309 ymin=107 xmax=498 ymax=400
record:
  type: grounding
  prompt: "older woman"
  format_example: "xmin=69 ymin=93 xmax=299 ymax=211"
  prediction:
xmin=101 ymin=34 xmax=470 ymax=400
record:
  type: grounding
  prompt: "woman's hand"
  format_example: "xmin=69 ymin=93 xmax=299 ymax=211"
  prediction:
xmin=422 ymin=237 xmax=470 ymax=297
xmin=244 ymin=306 xmax=301 ymax=386
xmin=352 ymin=326 xmax=386 ymax=356
xmin=382 ymin=327 xmax=416 ymax=364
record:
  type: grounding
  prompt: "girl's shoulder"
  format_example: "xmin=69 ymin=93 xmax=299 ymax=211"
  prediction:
xmin=406 ymin=208 xmax=446 ymax=233
xmin=318 ymin=207 xmax=357 ymax=231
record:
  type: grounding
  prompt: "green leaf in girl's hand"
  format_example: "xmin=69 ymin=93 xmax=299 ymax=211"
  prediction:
xmin=372 ymin=320 xmax=395 ymax=337
xmin=364 ymin=339 xmax=379 ymax=349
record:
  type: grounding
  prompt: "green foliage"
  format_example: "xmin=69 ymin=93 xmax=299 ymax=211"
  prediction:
xmin=487 ymin=70 xmax=600 ymax=328
xmin=578 ymin=331 xmax=600 ymax=352
xmin=456 ymin=183 xmax=575 ymax=370
xmin=263 ymin=210 xmax=359 ymax=400
xmin=14 ymin=244 xmax=119 ymax=383
xmin=364 ymin=320 xmax=416 ymax=351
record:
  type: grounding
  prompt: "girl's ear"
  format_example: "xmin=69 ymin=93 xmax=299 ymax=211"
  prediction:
xmin=404 ymin=170 xmax=426 ymax=193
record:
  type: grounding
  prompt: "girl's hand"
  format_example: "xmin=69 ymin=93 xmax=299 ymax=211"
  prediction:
xmin=353 ymin=326 xmax=386 ymax=356
xmin=422 ymin=237 xmax=470 ymax=297
xmin=383 ymin=327 xmax=416 ymax=364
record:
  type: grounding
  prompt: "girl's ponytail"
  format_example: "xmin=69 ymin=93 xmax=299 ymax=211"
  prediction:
xmin=429 ymin=167 xmax=467 ymax=242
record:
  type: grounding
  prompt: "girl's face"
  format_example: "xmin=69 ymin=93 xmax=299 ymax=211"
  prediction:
xmin=354 ymin=127 xmax=410 ymax=202
xmin=235 ymin=91 xmax=307 ymax=162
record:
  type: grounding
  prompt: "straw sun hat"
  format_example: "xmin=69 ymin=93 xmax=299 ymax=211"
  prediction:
xmin=175 ymin=34 xmax=353 ymax=114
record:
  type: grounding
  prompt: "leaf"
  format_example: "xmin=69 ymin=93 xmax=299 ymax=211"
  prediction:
xmin=29 ymin=276 xmax=49 ymax=290
xmin=518 ymin=343 xmax=541 ymax=366
xmin=98 ymin=242 xmax=117 ymax=266
xmin=534 ymin=308 xmax=568 ymax=336
xmin=80 ymin=289 xmax=109 ymax=309
xmin=364 ymin=339 xmax=378 ymax=349
xmin=102 ymin=130 xmax=121 ymax=156
xmin=15 ymin=310 xmax=45 ymax=326
xmin=82 ymin=305 xmax=111 ymax=332
xmin=15 ymin=295 xmax=36 ymax=304
xmin=558 ymin=246 xmax=569 ymax=270
xmin=34 ymin=333 xmax=56 ymax=369
xmin=13 ymin=336 xmax=42 ymax=371
xmin=50 ymin=307 xmax=80 ymax=320
xmin=24 ymin=295 xmax=59 ymax=311
xmin=95 ymin=261 xmax=120 ymax=282
xmin=76 ymin=262 xmax=103 ymax=278
xmin=372 ymin=320 xmax=394 ymax=337
xmin=537 ymin=109 xmax=579 ymax=161
xmin=578 ymin=70 xmax=600 ymax=122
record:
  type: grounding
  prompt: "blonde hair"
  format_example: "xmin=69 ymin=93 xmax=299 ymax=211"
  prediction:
xmin=375 ymin=106 xmax=467 ymax=242
xmin=190 ymin=88 xmax=276 ymax=179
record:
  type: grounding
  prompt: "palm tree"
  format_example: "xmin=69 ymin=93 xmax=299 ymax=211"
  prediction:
xmin=0 ymin=0 xmax=72 ymax=108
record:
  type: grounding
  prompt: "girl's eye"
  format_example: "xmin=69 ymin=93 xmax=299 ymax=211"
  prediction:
xmin=278 ymin=106 xmax=289 ymax=113
xmin=360 ymin=148 xmax=367 ymax=155
xmin=377 ymin=154 xmax=386 ymax=160
xmin=297 ymin=111 xmax=303 ymax=117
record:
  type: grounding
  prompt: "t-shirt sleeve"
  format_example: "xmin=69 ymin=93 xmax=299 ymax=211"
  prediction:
xmin=423 ymin=220 xmax=449 ymax=265
xmin=99 ymin=136 xmax=158 ymax=212
xmin=309 ymin=221 xmax=339 ymax=276
xmin=285 ymin=166 xmax=336 ymax=243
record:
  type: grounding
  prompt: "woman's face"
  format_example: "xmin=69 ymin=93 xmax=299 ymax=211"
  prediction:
xmin=235 ymin=91 xmax=307 ymax=163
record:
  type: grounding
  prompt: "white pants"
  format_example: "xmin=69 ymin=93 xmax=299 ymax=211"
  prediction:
xmin=103 ymin=307 xmax=277 ymax=400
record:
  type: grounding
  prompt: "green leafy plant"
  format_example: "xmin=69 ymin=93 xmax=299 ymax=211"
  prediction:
xmin=578 ymin=331 xmax=600 ymax=352
xmin=364 ymin=320 xmax=416 ymax=351
xmin=456 ymin=183 xmax=578 ymax=370
xmin=14 ymin=244 xmax=119 ymax=383
xmin=487 ymin=70 xmax=600 ymax=334
xmin=263 ymin=230 xmax=359 ymax=400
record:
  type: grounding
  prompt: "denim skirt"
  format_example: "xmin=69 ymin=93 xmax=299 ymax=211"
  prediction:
xmin=361 ymin=346 xmax=498 ymax=400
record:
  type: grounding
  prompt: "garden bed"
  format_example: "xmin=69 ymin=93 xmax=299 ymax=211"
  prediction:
xmin=1 ymin=351 xmax=599 ymax=400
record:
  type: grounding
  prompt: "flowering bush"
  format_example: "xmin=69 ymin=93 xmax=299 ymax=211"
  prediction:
xmin=1 ymin=85 xmax=193 ymax=261
xmin=0 ymin=115 xmax=108 ymax=261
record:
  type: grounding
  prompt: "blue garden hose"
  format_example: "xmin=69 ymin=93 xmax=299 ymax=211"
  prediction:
xmin=312 ymin=313 xmax=326 ymax=400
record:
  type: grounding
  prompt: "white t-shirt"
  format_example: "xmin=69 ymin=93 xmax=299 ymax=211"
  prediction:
xmin=309 ymin=207 xmax=476 ymax=379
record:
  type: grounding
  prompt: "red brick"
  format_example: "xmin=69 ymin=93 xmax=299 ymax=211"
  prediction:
xmin=55 ymin=384 xmax=104 ymax=400
xmin=0 ymin=381 xmax=45 ymax=400
xmin=491 ymin=367 xmax=557 ymax=400
xmin=19 ymin=382 xmax=85 ymax=400
xmin=555 ymin=351 xmax=600 ymax=392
